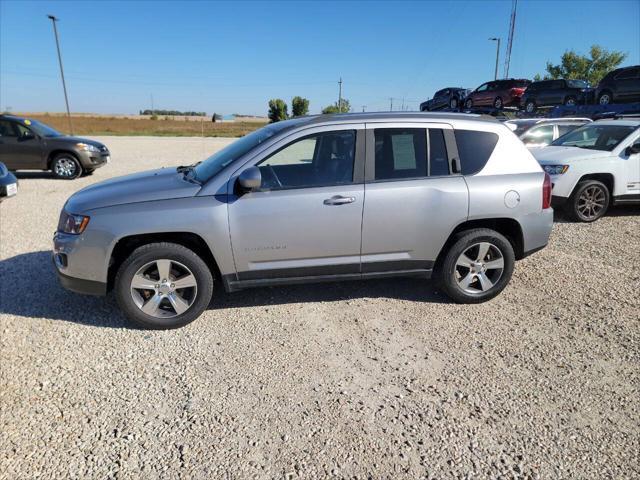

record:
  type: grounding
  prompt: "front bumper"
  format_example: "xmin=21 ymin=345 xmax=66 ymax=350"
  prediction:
xmin=53 ymin=231 xmax=107 ymax=296
xmin=77 ymin=149 xmax=110 ymax=170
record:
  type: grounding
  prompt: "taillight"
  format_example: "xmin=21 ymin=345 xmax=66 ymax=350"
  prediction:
xmin=510 ymin=87 xmax=525 ymax=97
xmin=542 ymin=172 xmax=552 ymax=209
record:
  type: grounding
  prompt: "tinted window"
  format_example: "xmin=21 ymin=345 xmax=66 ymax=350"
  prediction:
xmin=615 ymin=68 xmax=639 ymax=80
xmin=550 ymin=80 xmax=564 ymax=89
xmin=566 ymin=79 xmax=588 ymax=89
xmin=454 ymin=130 xmax=499 ymax=175
xmin=521 ymin=125 xmax=554 ymax=145
xmin=258 ymin=130 xmax=355 ymax=189
xmin=428 ymin=129 xmax=449 ymax=176
xmin=0 ymin=120 xmax=17 ymax=137
xmin=505 ymin=80 xmax=531 ymax=88
xmin=551 ymin=124 xmax=636 ymax=152
xmin=374 ymin=129 xmax=427 ymax=180
xmin=476 ymin=83 xmax=489 ymax=92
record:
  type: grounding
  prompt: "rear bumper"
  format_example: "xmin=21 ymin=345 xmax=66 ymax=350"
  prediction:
xmin=551 ymin=195 xmax=568 ymax=207
xmin=520 ymin=208 xmax=554 ymax=257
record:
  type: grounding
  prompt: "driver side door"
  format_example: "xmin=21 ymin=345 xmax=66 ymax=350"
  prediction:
xmin=227 ymin=124 xmax=365 ymax=283
xmin=0 ymin=120 xmax=44 ymax=170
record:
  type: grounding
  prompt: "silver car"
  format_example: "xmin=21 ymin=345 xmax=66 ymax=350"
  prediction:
xmin=53 ymin=112 xmax=553 ymax=329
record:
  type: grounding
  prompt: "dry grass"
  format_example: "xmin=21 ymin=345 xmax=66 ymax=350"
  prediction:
xmin=20 ymin=114 xmax=266 ymax=137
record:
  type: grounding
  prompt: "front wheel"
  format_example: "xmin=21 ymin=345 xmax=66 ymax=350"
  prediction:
xmin=464 ymin=98 xmax=473 ymax=109
xmin=564 ymin=180 xmax=610 ymax=222
xmin=114 ymin=242 xmax=214 ymax=329
xmin=52 ymin=154 xmax=82 ymax=179
xmin=437 ymin=229 xmax=515 ymax=304
xmin=493 ymin=97 xmax=503 ymax=109
xmin=525 ymin=100 xmax=536 ymax=113
xmin=450 ymin=97 xmax=458 ymax=109
xmin=598 ymin=91 xmax=612 ymax=105
xmin=564 ymin=96 xmax=577 ymax=106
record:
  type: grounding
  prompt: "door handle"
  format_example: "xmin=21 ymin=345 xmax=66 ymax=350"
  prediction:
xmin=323 ymin=195 xmax=356 ymax=206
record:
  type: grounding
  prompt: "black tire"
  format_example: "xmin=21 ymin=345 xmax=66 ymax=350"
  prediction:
xmin=437 ymin=229 xmax=515 ymax=304
xmin=564 ymin=96 xmax=577 ymax=106
xmin=598 ymin=91 xmax=612 ymax=105
xmin=464 ymin=98 xmax=473 ymax=109
xmin=525 ymin=100 xmax=536 ymax=113
xmin=450 ymin=97 xmax=458 ymax=109
xmin=493 ymin=97 xmax=503 ymax=109
xmin=114 ymin=242 xmax=214 ymax=329
xmin=51 ymin=153 xmax=82 ymax=179
xmin=564 ymin=180 xmax=610 ymax=222
xmin=83 ymin=169 xmax=95 ymax=176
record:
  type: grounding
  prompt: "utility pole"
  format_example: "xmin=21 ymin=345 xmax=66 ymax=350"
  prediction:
xmin=489 ymin=37 xmax=501 ymax=80
xmin=47 ymin=15 xmax=73 ymax=134
xmin=389 ymin=97 xmax=393 ymax=111
xmin=362 ymin=105 xmax=366 ymax=112
xmin=150 ymin=94 xmax=154 ymax=115
xmin=338 ymin=77 xmax=343 ymax=112
xmin=504 ymin=0 xmax=517 ymax=78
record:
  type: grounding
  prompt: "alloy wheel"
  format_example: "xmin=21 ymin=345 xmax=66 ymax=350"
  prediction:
xmin=599 ymin=94 xmax=610 ymax=105
xmin=566 ymin=98 xmax=576 ymax=106
xmin=577 ymin=186 xmax=606 ymax=220
xmin=454 ymin=242 xmax=504 ymax=294
xmin=130 ymin=259 xmax=198 ymax=318
xmin=54 ymin=157 xmax=78 ymax=178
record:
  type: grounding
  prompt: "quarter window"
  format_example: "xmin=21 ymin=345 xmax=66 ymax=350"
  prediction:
xmin=257 ymin=130 xmax=355 ymax=190
xmin=454 ymin=130 xmax=499 ymax=175
xmin=428 ymin=129 xmax=450 ymax=176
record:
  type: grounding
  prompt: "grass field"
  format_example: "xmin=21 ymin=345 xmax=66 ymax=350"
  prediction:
xmin=19 ymin=114 xmax=266 ymax=137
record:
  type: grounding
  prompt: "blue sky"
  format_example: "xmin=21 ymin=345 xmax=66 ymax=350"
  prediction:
xmin=1 ymin=0 xmax=639 ymax=116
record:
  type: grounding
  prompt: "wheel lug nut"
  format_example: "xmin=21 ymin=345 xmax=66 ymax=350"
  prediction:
xmin=170 ymin=283 xmax=175 ymax=288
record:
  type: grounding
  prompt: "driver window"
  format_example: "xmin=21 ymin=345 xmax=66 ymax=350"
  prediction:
xmin=476 ymin=83 xmax=488 ymax=92
xmin=257 ymin=130 xmax=356 ymax=190
xmin=14 ymin=123 xmax=32 ymax=138
xmin=0 ymin=120 xmax=17 ymax=137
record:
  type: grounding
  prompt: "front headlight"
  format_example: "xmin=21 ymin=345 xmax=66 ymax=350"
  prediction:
xmin=76 ymin=143 xmax=99 ymax=153
xmin=543 ymin=165 xmax=569 ymax=175
xmin=58 ymin=211 xmax=90 ymax=234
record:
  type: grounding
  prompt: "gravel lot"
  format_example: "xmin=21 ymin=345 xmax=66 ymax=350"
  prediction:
xmin=1 ymin=136 xmax=639 ymax=479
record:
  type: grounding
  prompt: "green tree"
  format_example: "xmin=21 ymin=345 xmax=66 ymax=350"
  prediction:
xmin=537 ymin=45 xmax=627 ymax=85
xmin=268 ymin=99 xmax=289 ymax=122
xmin=321 ymin=98 xmax=351 ymax=114
xmin=291 ymin=96 xmax=310 ymax=117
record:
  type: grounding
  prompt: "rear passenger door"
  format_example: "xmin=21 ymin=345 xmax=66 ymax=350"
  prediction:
xmin=361 ymin=123 xmax=468 ymax=274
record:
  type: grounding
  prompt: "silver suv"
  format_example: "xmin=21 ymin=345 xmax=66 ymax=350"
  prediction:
xmin=53 ymin=113 xmax=553 ymax=329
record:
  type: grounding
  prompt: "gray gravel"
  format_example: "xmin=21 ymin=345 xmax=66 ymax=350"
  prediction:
xmin=1 ymin=136 xmax=639 ymax=479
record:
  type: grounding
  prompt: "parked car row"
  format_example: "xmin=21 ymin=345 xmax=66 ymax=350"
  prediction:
xmin=421 ymin=65 xmax=640 ymax=113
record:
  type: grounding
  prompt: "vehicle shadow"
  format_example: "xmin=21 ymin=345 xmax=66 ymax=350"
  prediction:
xmin=14 ymin=172 xmax=58 ymax=180
xmin=0 ymin=251 xmax=448 ymax=328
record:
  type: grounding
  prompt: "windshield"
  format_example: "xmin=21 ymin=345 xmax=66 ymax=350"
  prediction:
xmin=566 ymin=79 xmax=589 ymax=89
xmin=192 ymin=120 xmax=298 ymax=182
xmin=550 ymin=124 xmax=636 ymax=151
xmin=25 ymin=119 xmax=63 ymax=137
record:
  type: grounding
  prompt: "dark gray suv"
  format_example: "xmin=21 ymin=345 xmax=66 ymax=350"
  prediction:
xmin=0 ymin=115 xmax=110 ymax=179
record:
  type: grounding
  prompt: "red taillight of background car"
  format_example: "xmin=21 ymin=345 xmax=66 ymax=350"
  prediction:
xmin=510 ymin=87 xmax=526 ymax=97
xmin=542 ymin=172 xmax=552 ymax=209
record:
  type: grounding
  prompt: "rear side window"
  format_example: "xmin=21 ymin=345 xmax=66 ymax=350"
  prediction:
xmin=615 ymin=68 xmax=639 ymax=80
xmin=428 ymin=129 xmax=450 ymax=176
xmin=454 ymin=130 xmax=499 ymax=175
xmin=374 ymin=129 xmax=427 ymax=180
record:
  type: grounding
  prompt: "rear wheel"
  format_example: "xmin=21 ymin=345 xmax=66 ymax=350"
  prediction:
xmin=464 ymin=98 xmax=473 ymax=109
xmin=564 ymin=96 xmax=577 ymax=106
xmin=450 ymin=97 xmax=458 ymax=109
xmin=115 ymin=242 xmax=214 ymax=329
xmin=437 ymin=229 xmax=515 ymax=304
xmin=525 ymin=100 xmax=536 ymax=113
xmin=564 ymin=180 xmax=610 ymax=222
xmin=598 ymin=91 xmax=612 ymax=105
xmin=52 ymin=153 xmax=82 ymax=179
xmin=493 ymin=97 xmax=503 ymax=109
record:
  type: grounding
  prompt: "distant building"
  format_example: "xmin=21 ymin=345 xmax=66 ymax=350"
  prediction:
xmin=220 ymin=114 xmax=236 ymax=122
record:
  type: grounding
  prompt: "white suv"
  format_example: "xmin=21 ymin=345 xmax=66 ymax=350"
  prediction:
xmin=533 ymin=118 xmax=640 ymax=222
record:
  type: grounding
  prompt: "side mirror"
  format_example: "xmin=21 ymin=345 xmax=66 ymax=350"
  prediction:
xmin=20 ymin=131 xmax=35 ymax=141
xmin=625 ymin=142 xmax=640 ymax=156
xmin=237 ymin=166 xmax=261 ymax=191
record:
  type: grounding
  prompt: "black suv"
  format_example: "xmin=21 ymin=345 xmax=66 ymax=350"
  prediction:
xmin=596 ymin=65 xmax=640 ymax=105
xmin=0 ymin=115 xmax=110 ymax=179
xmin=420 ymin=88 xmax=470 ymax=111
xmin=520 ymin=79 xmax=593 ymax=113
